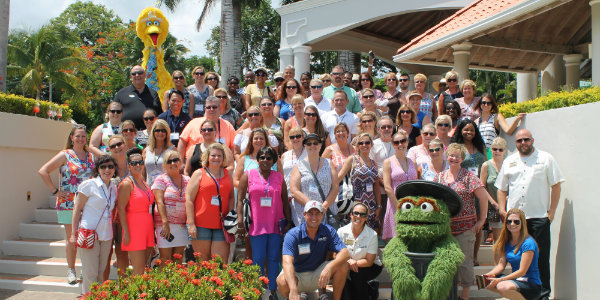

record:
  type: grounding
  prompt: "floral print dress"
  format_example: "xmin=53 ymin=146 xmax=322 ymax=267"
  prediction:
xmin=350 ymin=155 xmax=380 ymax=230
xmin=58 ymin=150 xmax=94 ymax=210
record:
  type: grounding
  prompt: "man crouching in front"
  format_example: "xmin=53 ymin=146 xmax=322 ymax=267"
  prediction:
xmin=277 ymin=201 xmax=350 ymax=300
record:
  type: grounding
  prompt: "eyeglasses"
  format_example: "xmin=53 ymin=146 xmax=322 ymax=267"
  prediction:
xmin=216 ymin=95 xmax=228 ymax=99
xmin=428 ymin=147 xmax=443 ymax=153
xmin=305 ymin=112 xmax=318 ymax=117
xmin=380 ymin=125 xmax=393 ymax=130
xmin=205 ymin=105 xmax=218 ymax=110
xmin=201 ymin=128 xmax=215 ymax=132
xmin=289 ymin=134 xmax=303 ymax=140
xmin=491 ymin=148 xmax=505 ymax=152
xmin=361 ymin=119 xmax=374 ymax=124
xmin=357 ymin=141 xmax=372 ymax=146
xmin=393 ymin=139 xmax=407 ymax=145
xmin=351 ymin=211 xmax=368 ymax=218
xmin=360 ymin=78 xmax=370 ymax=82
xmin=166 ymin=157 xmax=181 ymax=164
xmin=516 ymin=138 xmax=532 ymax=144
xmin=128 ymin=160 xmax=144 ymax=166
xmin=258 ymin=156 xmax=273 ymax=161
xmin=261 ymin=102 xmax=274 ymax=107
xmin=386 ymin=78 xmax=397 ymax=82
xmin=194 ymin=72 xmax=205 ymax=76
xmin=143 ymin=116 xmax=156 ymax=121
xmin=331 ymin=72 xmax=343 ymax=76
xmin=99 ymin=164 xmax=115 ymax=170
xmin=228 ymin=81 xmax=240 ymax=85
xmin=109 ymin=110 xmax=122 ymax=114
xmin=447 ymin=78 xmax=457 ymax=82
xmin=310 ymin=85 xmax=323 ymax=89
xmin=154 ymin=129 xmax=167 ymax=133
xmin=274 ymin=78 xmax=284 ymax=83
xmin=246 ymin=112 xmax=260 ymax=118
xmin=108 ymin=141 xmax=124 ymax=149
xmin=363 ymin=94 xmax=375 ymax=99
xmin=437 ymin=123 xmax=450 ymax=127
xmin=399 ymin=110 xmax=412 ymax=114
xmin=131 ymin=70 xmax=144 ymax=76
xmin=255 ymin=73 xmax=267 ymax=77
xmin=481 ymin=101 xmax=492 ymax=106
xmin=207 ymin=77 xmax=218 ymax=81
xmin=285 ymin=86 xmax=298 ymax=89
xmin=173 ymin=76 xmax=185 ymax=80
xmin=305 ymin=141 xmax=320 ymax=146
xmin=415 ymin=80 xmax=425 ymax=84
xmin=322 ymin=79 xmax=331 ymax=82
xmin=422 ymin=132 xmax=436 ymax=136
xmin=507 ymin=219 xmax=521 ymax=225
xmin=122 ymin=128 xmax=136 ymax=133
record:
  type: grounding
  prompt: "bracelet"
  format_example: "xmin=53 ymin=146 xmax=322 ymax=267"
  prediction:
xmin=52 ymin=188 xmax=59 ymax=195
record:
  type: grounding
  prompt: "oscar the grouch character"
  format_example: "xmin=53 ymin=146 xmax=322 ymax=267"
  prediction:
xmin=383 ymin=180 xmax=465 ymax=300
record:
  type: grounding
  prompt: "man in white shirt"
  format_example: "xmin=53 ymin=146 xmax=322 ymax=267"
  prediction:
xmin=495 ymin=129 xmax=565 ymax=292
xmin=304 ymin=78 xmax=331 ymax=119
xmin=323 ymin=91 xmax=358 ymax=144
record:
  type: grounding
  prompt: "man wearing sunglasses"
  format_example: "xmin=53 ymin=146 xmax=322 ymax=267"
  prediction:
xmin=304 ymin=78 xmax=331 ymax=119
xmin=495 ymin=129 xmax=564 ymax=293
xmin=114 ymin=65 xmax=163 ymax=130
xmin=323 ymin=65 xmax=362 ymax=114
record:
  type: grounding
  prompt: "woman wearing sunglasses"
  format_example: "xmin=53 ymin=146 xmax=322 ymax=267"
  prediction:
xmin=302 ymin=105 xmax=331 ymax=155
xmin=337 ymin=203 xmax=383 ymax=300
xmin=352 ymin=112 xmax=378 ymax=146
xmin=205 ymin=71 xmax=220 ymax=90
xmin=438 ymin=71 xmax=463 ymax=115
xmin=434 ymin=114 xmax=453 ymax=148
xmin=283 ymin=94 xmax=306 ymax=150
xmin=233 ymin=106 xmax=279 ymax=160
xmin=395 ymin=104 xmax=421 ymax=149
xmin=419 ymin=138 xmax=449 ymax=182
xmin=89 ymin=102 xmax=123 ymax=157
xmin=143 ymin=120 xmax=174 ymax=187
xmin=357 ymin=88 xmax=384 ymax=120
xmin=121 ymin=120 xmax=143 ymax=151
xmin=243 ymin=67 xmax=274 ymax=110
xmin=407 ymin=123 xmax=437 ymax=166
xmin=188 ymin=66 xmax=214 ymax=118
xmin=282 ymin=127 xmax=307 ymax=200
xmin=338 ymin=133 xmax=381 ymax=231
xmin=135 ymin=109 xmax=158 ymax=148
xmin=382 ymin=131 xmax=419 ymax=240
xmin=187 ymin=119 xmax=235 ymax=175
xmin=162 ymin=70 xmax=195 ymax=118
xmin=275 ymin=78 xmax=304 ymax=121
xmin=151 ymin=150 xmax=190 ymax=263
xmin=215 ymin=88 xmax=242 ymax=130
xmin=485 ymin=208 xmax=542 ymax=300
xmin=39 ymin=124 xmax=94 ymax=284
xmin=118 ymin=147 xmax=155 ymax=275
xmin=70 ymin=155 xmax=118 ymax=294
xmin=480 ymin=137 xmax=507 ymax=244
xmin=475 ymin=93 xmax=525 ymax=158
xmin=382 ymin=72 xmax=402 ymax=118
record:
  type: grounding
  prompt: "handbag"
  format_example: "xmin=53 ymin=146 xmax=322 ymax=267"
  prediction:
xmin=76 ymin=203 xmax=109 ymax=249
xmin=205 ymin=169 xmax=236 ymax=244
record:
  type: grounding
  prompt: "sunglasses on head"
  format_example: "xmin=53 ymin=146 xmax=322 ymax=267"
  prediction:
xmin=99 ymin=164 xmax=115 ymax=170
xmin=166 ymin=157 xmax=180 ymax=164
xmin=108 ymin=141 xmax=123 ymax=149
xmin=351 ymin=211 xmax=368 ymax=218
xmin=131 ymin=70 xmax=144 ymax=76
xmin=507 ymin=219 xmax=521 ymax=225
xmin=128 ymin=160 xmax=144 ymax=166
xmin=393 ymin=139 xmax=407 ymax=145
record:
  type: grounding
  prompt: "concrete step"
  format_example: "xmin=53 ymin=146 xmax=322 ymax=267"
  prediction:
xmin=19 ymin=222 xmax=65 ymax=240
xmin=35 ymin=208 xmax=58 ymax=223
xmin=3 ymin=239 xmax=68 ymax=258
xmin=0 ymin=273 xmax=82 ymax=294
xmin=48 ymin=196 xmax=57 ymax=209
xmin=0 ymin=255 xmax=120 ymax=279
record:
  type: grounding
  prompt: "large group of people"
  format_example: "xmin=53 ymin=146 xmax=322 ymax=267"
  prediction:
xmin=38 ymin=61 xmax=563 ymax=300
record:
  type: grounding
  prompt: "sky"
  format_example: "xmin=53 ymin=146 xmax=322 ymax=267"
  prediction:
xmin=9 ymin=0 xmax=281 ymax=57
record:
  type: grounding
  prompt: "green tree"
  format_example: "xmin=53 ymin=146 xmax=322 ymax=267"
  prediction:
xmin=0 ymin=0 xmax=9 ymax=92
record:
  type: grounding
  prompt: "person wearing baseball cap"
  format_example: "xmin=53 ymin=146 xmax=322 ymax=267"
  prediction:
xmin=277 ymin=200 xmax=349 ymax=300
xmin=407 ymin=90 xmax=432 ymax=129
xmin=243 ymin=67 xmax=274 ymax=109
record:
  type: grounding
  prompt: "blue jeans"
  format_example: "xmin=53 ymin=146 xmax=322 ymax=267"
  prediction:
xmin=249 ymin=233 xmax=282 ymax=290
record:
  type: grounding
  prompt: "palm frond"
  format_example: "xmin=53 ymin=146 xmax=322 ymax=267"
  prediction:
xmin=196 ymin=0 xmax=217 ymax=31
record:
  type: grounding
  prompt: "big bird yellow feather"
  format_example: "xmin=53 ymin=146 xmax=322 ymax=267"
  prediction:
xmin=136 ymin=7 xmax=173 ymax=106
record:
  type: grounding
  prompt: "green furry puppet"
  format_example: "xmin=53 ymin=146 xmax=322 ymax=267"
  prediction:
xmin=383 ymin=180 xmax=464 ymax=300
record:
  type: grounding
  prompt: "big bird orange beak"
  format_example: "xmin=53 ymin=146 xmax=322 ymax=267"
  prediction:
xmin=146 ymin=26 xmax=161 ymax=46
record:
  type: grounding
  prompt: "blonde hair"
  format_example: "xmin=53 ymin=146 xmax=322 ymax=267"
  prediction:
xmin=121 ymin=120 xmax=136 ymax=132
xmin=358 ymin=111 xmax=378 ymax=134
xmin=491 ymin=136 xmax=507 ymax=149
xmin=147 ymin=119 xmax=172 ymax=152
xmin=446 ymin=143 xmax=467 ymax=159
xmin=429 ymin=138 xmax=444 ymax=149
xmin=445 ymin=70 xmax=458 ymax=80
xmin=247 ymin=106 xmax=264 ymax=127
xmin=435 ymin=114 xmax=452 ymax=127
xmin=421 ymin=123 xmax=436 ymax=134
xmin=291 ymin=94 xmax=305 ymax=105
xmin=214 ymin=88 xmax=231 ymax=111
xmin=161 ymin=150 xmax=181 ymax=170
xmin=201 ymin=142 xmax=227 ymax=168
xmin=461 ymin=79 xmax=476 ymax=91
xmin=413 ymin=73 xmax=427 ymax=82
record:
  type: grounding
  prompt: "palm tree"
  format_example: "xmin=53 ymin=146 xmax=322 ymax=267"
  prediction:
xmin=7 ymin=26 xmax=85 ymax=100
xmin=0 ymin=0 xmax=10 ymax=93
xmin=162 ymin=0 xmax=262 ymax=87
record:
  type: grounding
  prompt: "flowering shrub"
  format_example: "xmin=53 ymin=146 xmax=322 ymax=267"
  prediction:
xmin=82 ymin=254 xmax=266 ymax=300
xmin=499 ymin=86 xmax=600 ymax=117
xmin=0 ymin=92 xmax=73 ymax=121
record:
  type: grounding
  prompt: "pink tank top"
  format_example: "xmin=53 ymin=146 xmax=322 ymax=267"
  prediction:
xmin=247 ymin=169 xmax=284 ymax=236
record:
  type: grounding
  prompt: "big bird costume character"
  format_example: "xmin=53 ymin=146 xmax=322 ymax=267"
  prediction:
xmin=136 ymin=7 xmax=173 ymax=106
xmin=383 ymin=180 xmax=464 ymax=300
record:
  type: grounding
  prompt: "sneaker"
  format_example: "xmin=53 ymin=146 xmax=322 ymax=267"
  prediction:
xmin=367 ymin=279 xmax=379 ymax=300
xmin=67 ymin=268 xmax=77 ymax=285
xmin=318 ymin=293 xmax=330 ymax=300
xmin=299 ymin=292 xmax=309 ymax=300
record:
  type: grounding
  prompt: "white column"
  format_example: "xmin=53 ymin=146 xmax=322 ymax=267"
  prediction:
xmin=516 ymin=72 xmax=538 ymax=103
xmin=451 ymin=42 xmax=472 ymax=83
xmin=541 ymin=55 xmax=565 ymax=95
xmin=591 ymin=0 xmax=600 ymax=85
xmin=293 ymin=45 xmax=312 ymax=81
xmin=278 ymin=48 xmax=293 ymax=73
xmin=564 ymin=54 xmax=583 ymax=88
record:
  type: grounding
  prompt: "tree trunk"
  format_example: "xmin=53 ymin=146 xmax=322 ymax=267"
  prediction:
xmin=337 ymin=50 xmax=361 ymax=74
xmin=0 ymin=0 xmax=10 ymax=93
xmin=232 ymin=0 xmax=242 ymax=80
xmin=220 ymin=0 xmax=240 ymax=88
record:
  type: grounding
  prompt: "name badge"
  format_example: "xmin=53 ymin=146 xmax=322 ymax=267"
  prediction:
xmin=260 ymin=197 xmax=272 ymax=207
xmin=129 ymin=94 xmax=135 ymax=98
xmin=170 ymin=132 xmax=180 ymax=141
xmin=344 ymin=238 xmax=354 ymax=246
xmin=509 ymin=162 xmax=517 ymax=168
xmin=298 ymin=243 xmax=310 ymax=255
xmin=271 ymin=124 xmax=281 ymax=131
xmin=211 ymin=196 xmax=220 ymax=206
xmin=366 ymin=183 xmax=373 ymax=193
xmin=195 ymin=104 xmax=204 ymax=112
xmin=217 ymin=137 xmax=226 ymax=144
xmin=467 ymin=167 xmax=479 ymax=176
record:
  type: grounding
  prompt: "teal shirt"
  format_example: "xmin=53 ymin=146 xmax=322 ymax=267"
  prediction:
xmin=323 ymin=85 xmax=362 ymax=114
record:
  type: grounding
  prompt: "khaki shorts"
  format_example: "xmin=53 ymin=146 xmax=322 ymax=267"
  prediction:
xmin=454 ymin=230 xmax=475 ymax=286
xmin=280 ymin=261 xmax=328 ymax=293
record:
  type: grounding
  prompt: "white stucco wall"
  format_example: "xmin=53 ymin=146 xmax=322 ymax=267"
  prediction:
xmin=499 ymin=101 xmax=599 ymax=299
xmin=0 ymin=112 xmax=72 ymax=244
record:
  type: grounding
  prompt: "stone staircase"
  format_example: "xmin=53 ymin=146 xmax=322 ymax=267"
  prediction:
xmin=0 ymin=196 xmax=507 ymax=299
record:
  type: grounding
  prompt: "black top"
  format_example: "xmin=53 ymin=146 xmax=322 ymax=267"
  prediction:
xmin=189 ymin=144 xmax=203 ymax=175
xmin=114 ymin=84 xmax=162 ymax=129
xmin=405 ymin=125 xmax=421 ymax=149
xmin=158 ymin=110 xmax=192 ymax=146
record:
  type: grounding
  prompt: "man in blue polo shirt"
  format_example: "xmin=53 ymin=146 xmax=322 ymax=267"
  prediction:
xmin=323 ymin=65 xmax=361 ymax=114
xmin=277 ymin=201 xmax=349 ymax=300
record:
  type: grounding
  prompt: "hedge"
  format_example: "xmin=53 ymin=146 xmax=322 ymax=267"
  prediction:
xmin=499 ymin=86 xmax=600 ymax=117
xmin=0 ymin=93 xmax=73 ymax=121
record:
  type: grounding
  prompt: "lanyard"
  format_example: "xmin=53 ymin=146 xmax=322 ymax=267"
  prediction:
xmin=169 ymin=114 xmax=181 ymax=133
xmin=169 ymin=174 xmax=184 ymax=199
xmin=129 ymin=176 xmax=152 ymax=207
xmin=100 ymin=184 xmax=113 ymax=211
xmin=258 ymin=171 xmax=271 ymax=197
xmin=205 ymin=168 xmax=222 ymax=195
xmin=395 ymin=154 xmax=410 ymax=181
xmin=154 ymin=149 xmax=164 ymax=166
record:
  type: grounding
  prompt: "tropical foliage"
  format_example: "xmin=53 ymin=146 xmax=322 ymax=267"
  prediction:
xmin=499 ymin=86 xmax=600 ymax=117
xmin=0 ymin=92 xmax=73 ymax=121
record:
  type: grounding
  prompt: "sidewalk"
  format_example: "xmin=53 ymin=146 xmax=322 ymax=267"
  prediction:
xmin=0 ymin=289 xmax=79 ymax=300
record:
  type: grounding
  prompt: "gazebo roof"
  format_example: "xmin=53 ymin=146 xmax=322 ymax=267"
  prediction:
xmin=394 ymin=0 xmax=591 ymax=73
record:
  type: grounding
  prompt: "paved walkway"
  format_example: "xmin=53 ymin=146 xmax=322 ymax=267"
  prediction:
xmin=0 ymin=289 xmax=79 ymax=300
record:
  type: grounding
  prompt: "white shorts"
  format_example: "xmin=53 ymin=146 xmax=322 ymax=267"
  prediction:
xmin=155 ymin=224 xmax=190 ymax=248
xmin=280 ymin=261 xmax=328 ymax=293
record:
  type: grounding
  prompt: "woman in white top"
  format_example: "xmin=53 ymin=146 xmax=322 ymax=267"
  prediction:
xmin=337 ymin=202 xmax=383 ymax=300
xmin=89 ymin=102 xmax=123 ymax=157
xmin=70 ymin=155 xmax=118 ymax=294
xmin=233 ymin=106 xmax=278 ymax=160
xmin=143 ymin=120 xmax=174 ymax=186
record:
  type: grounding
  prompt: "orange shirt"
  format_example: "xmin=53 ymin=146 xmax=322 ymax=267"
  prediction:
xmin=193 ymin=169 xmax=232 ymax=229
xmin=180 ymin=117 xmax=236 ymax=159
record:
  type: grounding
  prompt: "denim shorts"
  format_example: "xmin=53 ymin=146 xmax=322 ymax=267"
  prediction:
xmin=510 ymin=278 xmax=542 ymax=300
xmin=189 ymin=226 xmax=225 ymax=242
